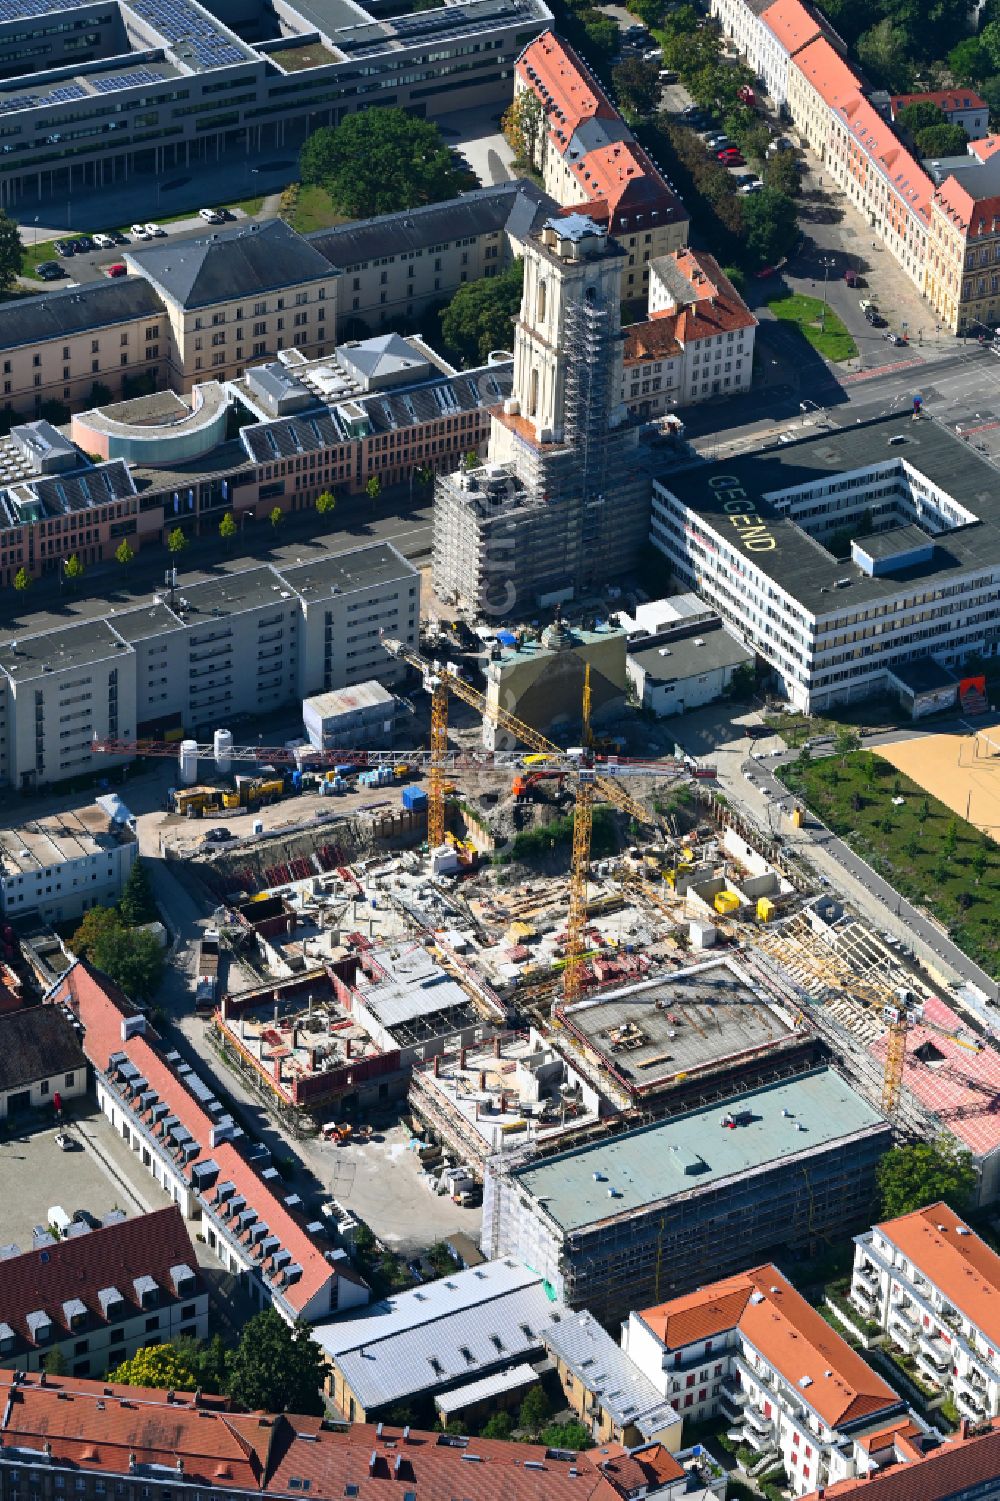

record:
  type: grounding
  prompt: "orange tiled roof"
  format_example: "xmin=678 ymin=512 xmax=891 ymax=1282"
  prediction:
xmin=855 ymin=1417 xmax=924 ymax=1453
xmin=53 ymin=962 xmax=343 ymax=1317
xmin=968 ymin=134 xmax=1000 ymax=162
xmin=874 ymin=1201 xmax=1000 ymax=1350
xmin=760 ymin=0 xmax=821 ymax=57
xmin=624 ymin=319 xmax=683 ymax=362
xmin=792 ymin=35 xmax=861 ymax=111
xmin=517 ymin=32 xmax=617 ymax=154
xmin=836 ymin=95 xmax=932 ymax=221
xmin=891 ymin=90 xmax=988 ymax=115
xmin=639 ymin=1265 xmax=898 ymax=1431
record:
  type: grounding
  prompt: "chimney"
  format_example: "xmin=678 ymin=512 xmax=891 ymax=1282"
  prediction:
xmin=494 ymin=1036 xmax=502 ymax=1058
xmin=128 ymin=1453 xmax=137 ymax=1473
xmin=459 ymin=1047 xmax=467 ymax=1069
xmin=345 ymin=1038 xmax=352 ymax=1059
xmin=403 ymin=1427 xmax=411 ymax=1444
xmin=369 ymin=1452 xmax=377 ymax=1476
xmin=479 ymin=1071 xmax=487 ymax=1090
xmin=433 ymin=1054 xmax=441 ymax=1077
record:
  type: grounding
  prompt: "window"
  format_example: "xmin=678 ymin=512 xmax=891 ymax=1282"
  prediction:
xmin=64 ymin=1073 xmax=74 ymax=1087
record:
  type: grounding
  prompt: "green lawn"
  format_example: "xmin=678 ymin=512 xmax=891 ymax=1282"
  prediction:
xmin=286 ymin=182 xmax=352 ymax=235
xmin=779 ymin=749 xmax=1000 ymax=979
xmin=766 ymin=293 xmax=858 ymax=362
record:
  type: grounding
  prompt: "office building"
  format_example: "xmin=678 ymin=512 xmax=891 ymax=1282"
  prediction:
xmin=852 ymin=1201 xmax=1000 ymax=1421
xmin=650 ymin=411 xmax=1000 ymax=712
xmin=51 ymin=960 xmax=370 ymax=1323
xmin=626 ymin=615 xmax=753 ymax=716
xmin=483 ymin=1067 xmax=890 ymax=1322
xmin=624 ymin=1265 xmax=912 ymax=1497
xmin=0 ymin=1204 xmax=207 ymax=1379
xmin=0 ymin=793 xmax=136 ymax=922
xmin=0 ymin=541 xmax=417 ymax=787
xmin=0 ymin=0 xmax=552 ymax=211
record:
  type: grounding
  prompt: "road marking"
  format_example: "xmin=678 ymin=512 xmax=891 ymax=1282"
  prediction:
xmin=841 ymin=355 xmax=925 ymax=384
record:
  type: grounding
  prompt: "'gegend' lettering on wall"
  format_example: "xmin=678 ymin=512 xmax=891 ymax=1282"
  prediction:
xmin=708 ymin=476 xmax=776 ymax=552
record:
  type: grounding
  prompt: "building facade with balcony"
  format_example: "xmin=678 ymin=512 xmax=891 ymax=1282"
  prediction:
xmin=623 ymin=1266 xmax=913 ymax=1498
xmin=51 ymin=960 xmax=369 ymax=1325
xmin=851 ymin=1201 xmax=1000 ymax=1423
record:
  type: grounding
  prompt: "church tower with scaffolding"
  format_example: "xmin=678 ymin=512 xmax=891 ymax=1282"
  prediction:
xmin=432 ymin=211 xmax=649 ymax=619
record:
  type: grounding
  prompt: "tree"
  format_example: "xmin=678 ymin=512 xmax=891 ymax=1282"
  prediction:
xmin=0 ymin=210 xmax=23 ymax=293
xmin=70 ymin=905 xmax=121 ymax=960
xmin=518 ymin=1384 xmax=551 ymax=1435
xmin=835 ymin=728 xmax=861 ymax=762
xmin=914 ymin=122 xmax=969 ymax=158
xmin=972 ymin=841 xmax=991 ymax=884
xmin=482 ymin=1411 xmax=514 ymax=1439
xmin=226 ymin=1308 xmax=325 ymax=1415
xmin=166 ymin=527 xmax=187 ymax=555
xmin=439 ymin=258 xmax=523 ymax=367
xmin=13 ymin=566 xmax=30 ymax=591
xmin=365 ymin=475 xmax=381 ymax=502
xmin=895 ymin=100 xmax=948 ymax=134
xmin=110 ymin=1344 xmax=197 ymax=1391
xmin=856 ymin=21 xmax=913 ymax=92
xmin=462 ymin=450 xmax=479 ymax=471
xmin=540 ymin=1421 xmax=592 ymax=1450
xmin=612 ymin=57 xmax=661 ymax=117
xmin=219 ymin=512 xmax=237 ymax=545
xmin=315 ymin=489 xmax=337 ymax=515
xmin=63 ymin=553 xmax=84 ymax=586
xmin=949 ymin=35 xmax=990 ymax=84
xmin=578 ymin=10 xmax=619 ymax=67
xmin=115 ymin=539 xmax=135 ymax=567
xmin=762 ymin=149 xmax=800 ymax=198
xmin=119 ymin=857 xmax=158 ymax=926
xmin=43 ymin=1347 xmax=67 ymax=1375
xmin=269 ymin=505 xmax=283 ymax=528
xmin=171 ymin=1333 xmax=229 ymax=1393
xmin=917 ymin=796 xmax=930 ymax=823
xmin=502 ymin=89 xmax=546 ymax=168
xmin=91 ymin=923 xmax=164 ymax=1002
xmin=876 ymin=1139 xmax=977 ymax=1219
xmin=300 ymin=109 xmax=466 ymax=220
xmin=741 ymin=187 xmax=798 ymax=269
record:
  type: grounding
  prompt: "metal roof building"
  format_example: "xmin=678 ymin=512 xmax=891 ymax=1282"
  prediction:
xmin=313 ymin=1257 xmax=569 ymax=1421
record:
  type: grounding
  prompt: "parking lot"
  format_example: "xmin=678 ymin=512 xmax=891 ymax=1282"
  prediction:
xmin=0 ymin=1103 xmax=174 ymax=1253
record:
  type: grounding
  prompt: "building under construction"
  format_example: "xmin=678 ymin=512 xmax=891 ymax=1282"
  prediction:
xmin=432 ymin=213 xmax=650 ymax=617
xmin=481 ymin=1066 xmax=890 ymax=1324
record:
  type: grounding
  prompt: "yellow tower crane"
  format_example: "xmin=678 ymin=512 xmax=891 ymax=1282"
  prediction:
xmin=381 ymin=638 xmax=678 ymax=1002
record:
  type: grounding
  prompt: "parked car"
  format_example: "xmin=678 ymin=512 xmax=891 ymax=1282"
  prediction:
xmin=659 ymin=68 xmax=678 ymax=82
xmin=73 ymin=1208 xmax=100 ymax=1228
xmin=130 ymin=223 xmax=151 ymax=239
xmin=106 ymin=262 xmax=127 ymax=278
xmin=883 ymin=330 xmax=905 ymax=345
xmin=35 ymin=261 xmax=64 ymax=280
xmin=867 ymin=310 xmax=886 ymax=327
xmin=71 ymin=236 xmax=94 ymax=253
xmin=55 ymin=1132 xmax=79 ymax=1151
xmin=203 ymin=827 xmax=233 ymax=843
xmin=199 ymin=207 xmax=224 ymax=223
xmin=92 ymin=232 xmax=116 ymax=249
xmin=859 ymin=297 xmax=873 ymax=310
xmin=844 ymin=268 xmax=858 ymax=286
xmin=737 ymin=180 xmax=763 ymax=193
xmin=719 ymin=150 xmax=745 ymax=164
xmin=53 ymin=239 xmax=75 ymax=256
xmin=145 ymin=222 xmax=165 ymax=237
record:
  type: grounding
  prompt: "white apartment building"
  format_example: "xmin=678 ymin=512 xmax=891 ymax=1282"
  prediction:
xmin=0 ymin=542 xmax=418 ymax=789
xmin=711 ymin=0 xmax=822 ymax=112
xmin=0 ymin=794 xmax=136 ymax=923
xmin=623 ymin=248 xmax=756 ymax=416
xmin=851 ymin=1202 xmax=1000 ymax=1424
xmin=623 ymin=1265 xmax=913 ymax=1497
xmin=650 ymin=412 xmax=1000 ymax=711
xmin=0 ymin=1203 xmax=207 ymax=1380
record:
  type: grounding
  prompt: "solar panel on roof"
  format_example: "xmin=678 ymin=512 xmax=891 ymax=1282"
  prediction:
xmin=92 ymin=68 xmax=165 ymax=92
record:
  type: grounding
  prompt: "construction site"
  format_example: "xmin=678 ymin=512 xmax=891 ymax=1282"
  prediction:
xmin=108 ymin=614 xmax=1000 ymax=1298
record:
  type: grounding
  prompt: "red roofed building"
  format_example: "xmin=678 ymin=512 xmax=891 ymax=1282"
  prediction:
xmin=0 ymin=1203 xmax=206 ymax=1380
xmin=890 ymin=91 xmax=989 ymax=140
xmin=0 ymin=1368 xmax=727 ymax=1501
xmin=514 ymin=33 xmax=688 ymax=301
xmin=827 ymin=93 xmax=932 ymax=288
xmin=787 ymin=37 xmax=863 ymax=163
xmin=800 ymin=1416 xmax=1000 ymax=1499
xmin=623 ymin=1265 xmax=915 ymax=1496
xmin=851 ymin=1202 xmax=1000 ymax=1421
xmin=621 ymin=248 xmax=756 ymax=414
xmin=51 ymin=961 xmax=369 ymax=1325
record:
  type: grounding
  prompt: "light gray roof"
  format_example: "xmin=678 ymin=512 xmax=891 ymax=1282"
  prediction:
xmin=628 ymin=621 xmax=753 ymax=682
xmin=126 ymin=220 xmax=333 ymax=310
xmin=543 ymin=1313 xmax=680 ymax=1439
xmin=311 ymin=1259 xmax=568 ymax=1411
xmin=434 ymin=1363 xmax=538 ymax=1414
xmin=338 ymin=332 xmax=429 ymax=383
xmin=513 ymin=1068 xmax=887 ymax=1233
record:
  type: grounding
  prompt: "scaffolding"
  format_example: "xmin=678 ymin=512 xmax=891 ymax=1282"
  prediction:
xmin=562 ymin=295 xmax=618 ymax=503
